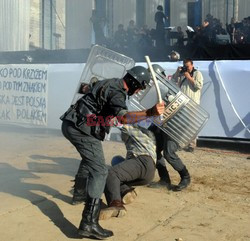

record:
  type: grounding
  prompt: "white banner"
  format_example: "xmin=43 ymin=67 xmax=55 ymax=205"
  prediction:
xmin=0 ymin=64 xmax=48 ymax=126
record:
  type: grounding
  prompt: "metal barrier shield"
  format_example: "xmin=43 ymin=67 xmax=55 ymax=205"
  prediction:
xmin=129 ymin=72 xmax=210 ymax=148
xmin=71 ymin=45 xmax=135 ymax=104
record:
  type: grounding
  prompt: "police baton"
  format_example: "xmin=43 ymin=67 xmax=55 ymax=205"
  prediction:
xmin=145 ymin=56 xmax=162 ymax=103
xmin=145 ymin=55 xmax=164 ymax=122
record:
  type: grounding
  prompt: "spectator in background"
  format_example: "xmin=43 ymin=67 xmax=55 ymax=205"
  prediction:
xmin=176 ymin=26 xmax=185 ymax=46
xmin=90 ymin=10 xmax=106 ymax=45
xmin=137 ymin=25 xmax=153 ymax=48
xmin=114 ymin=24 xmax=128 ymax=49
xmin=227 ymin=17 xmax=237 ymax=43
xmin=186 ymin=26 xmax=198 ymax=46
xmin=200 ymin=19 xmax=212 ymax=44
xmin=228 ymin=17 xmax=250 ymax=44
xmin=210 ymin=17 xmax=227 ymax=39
xmin=127 ymin=20 xmax=139 ymax=47
xmin=154 ymin=5 xmax=167 ymax=47
xmin=241 ymin=17 xmax=250 ymax=43
xmin=205 ymin=13 xmax=213 ymax=24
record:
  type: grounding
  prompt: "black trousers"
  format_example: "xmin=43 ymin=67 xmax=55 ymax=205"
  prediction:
xmin=104 ymin=155 xmax=155 ymax=205
xmin=151 ymin=126 xmax=185 ymax=172
xmin=61 ymin=120 xmax=108 ymax=199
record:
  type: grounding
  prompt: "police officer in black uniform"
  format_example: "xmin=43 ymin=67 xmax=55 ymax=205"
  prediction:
xmin=60 ymin=66 xmax=165 ymax=239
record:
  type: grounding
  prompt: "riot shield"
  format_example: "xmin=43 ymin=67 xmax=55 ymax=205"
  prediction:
xmin=71 ymin=45 xmax=135 ymax=104
xmin=128 ymin=72 xmax=209 ymax=148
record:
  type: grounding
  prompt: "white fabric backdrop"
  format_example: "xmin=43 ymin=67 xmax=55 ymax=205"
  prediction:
xmin=0 ymin=0 xmax=30 ymax=51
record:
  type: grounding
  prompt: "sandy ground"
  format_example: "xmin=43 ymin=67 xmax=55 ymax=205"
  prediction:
xmin=0 ymin=128 xmax=250 ymax=241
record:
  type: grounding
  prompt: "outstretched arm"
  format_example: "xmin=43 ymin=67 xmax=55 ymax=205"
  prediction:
xmin=121 ymin=102 xmax=165 ymax=124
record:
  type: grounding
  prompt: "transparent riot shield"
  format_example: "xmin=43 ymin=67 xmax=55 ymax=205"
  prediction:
xmin=128 ymin=72 xmax=209 ymax=148
xmin=71 ymin=45 xmax=135 ymax=104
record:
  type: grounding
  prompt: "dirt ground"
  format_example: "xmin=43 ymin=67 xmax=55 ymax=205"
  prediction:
xmin=0 ymin=128 xmax=249 ymax=241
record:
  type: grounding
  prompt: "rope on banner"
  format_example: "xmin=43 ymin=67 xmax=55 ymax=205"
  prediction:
xmin=214 ymin=61 xmax=250 ymax=134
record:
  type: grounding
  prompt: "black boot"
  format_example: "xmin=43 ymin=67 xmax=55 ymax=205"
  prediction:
xmin=78 ymin=198 xmax=114 ymax=239
xmin=173 ymin=166 xmax=191 ymax=192
xmin=72 ymin=175 xmax=87 ymax=205
xmin=148 ymin=163 xmax=172 ymax=190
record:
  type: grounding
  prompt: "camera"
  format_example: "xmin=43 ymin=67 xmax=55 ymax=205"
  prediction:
xmin=180 ymin=66 xmax=188 ymax=74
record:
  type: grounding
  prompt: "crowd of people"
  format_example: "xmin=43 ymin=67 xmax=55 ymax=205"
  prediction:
xmin=90 ymin=6 xmax=167 ymax=50
xmin=227 ymin=16 xmax=250 ymax=44
xmin=92 ymin=10 xmax=250 ymax=51
xmin=186 ymin=14 xmax=250 ymax=45
xmin=112 ymin=20 xmax=154 ymax=50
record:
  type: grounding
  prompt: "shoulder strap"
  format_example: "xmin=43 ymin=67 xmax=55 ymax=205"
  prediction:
xmin=179 ymin=77 xmax=186 ymax=88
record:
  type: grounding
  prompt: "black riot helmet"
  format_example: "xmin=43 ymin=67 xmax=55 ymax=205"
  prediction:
xmin=123 ymin=66 xmax=151 ymax=96
xmin=151 ymin=64 xmax=166 ymax=77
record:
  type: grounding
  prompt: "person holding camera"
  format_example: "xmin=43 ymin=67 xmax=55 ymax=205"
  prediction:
xmin=172 ymin=58 xmax=203 ymax=105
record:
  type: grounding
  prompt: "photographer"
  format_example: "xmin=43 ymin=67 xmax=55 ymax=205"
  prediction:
xmin=172 ymin=58 xmax=203 ymax=105
xmin=172 ymin=58 xmax=203 ymax=152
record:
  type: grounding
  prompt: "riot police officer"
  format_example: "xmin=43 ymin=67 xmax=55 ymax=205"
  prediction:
xmin=60 ymin=65 xmax=165 ymax=239
xmin=147 ymin=64 xmax=191 ymax=192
